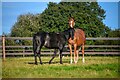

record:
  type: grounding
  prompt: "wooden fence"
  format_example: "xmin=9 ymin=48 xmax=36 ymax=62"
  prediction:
xmin=0 ymin=36 xmax=120 ymax=61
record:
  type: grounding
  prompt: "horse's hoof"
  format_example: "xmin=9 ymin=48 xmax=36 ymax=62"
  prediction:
xmin=74 ymin=61 xmax=77 ymax=64
xmin=60 ymin=62 xmax=63 ymax=64
xmin=82 ymin=60 xmax=85 ymax=63
xmin=74 ymin=62 xmax=77 ymax=64
xmin=82 ymin=61 xmax=85 ymax=64
xmin=70 ymin=59 xmax=73 ymax=64
xmin=35 ymin=63 xmax=38 ymax=65
xmin=60 ymin=61 xmax=63 ymax=64
xmin=40 ymin=62 xmax=43 ymax=65
xmin=49 ymin=62 xmax=51 ymax=64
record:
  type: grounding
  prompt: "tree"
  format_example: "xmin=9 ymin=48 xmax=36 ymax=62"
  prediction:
xmin=10 ymin=2 xmax=113 ymax=38
xmin=39 ymin=2 xmax=108 ymax=37
xmin=10 ymin=13 xmax=42 ymax=45
xmin=105 ymin=29 xmax=120 ymax=45
xmin=11 ymin=13 xmax=41 ymax=37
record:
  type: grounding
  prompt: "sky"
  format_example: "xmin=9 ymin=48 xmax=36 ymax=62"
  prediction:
xmin=98 ymin=2 xmax=118 ymax=29
xmin=1 ymin=1 xmax=119 ymax=35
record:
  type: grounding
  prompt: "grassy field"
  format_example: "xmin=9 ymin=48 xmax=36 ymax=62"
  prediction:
xmin=2 ymin=56 xmax=119 ymax=78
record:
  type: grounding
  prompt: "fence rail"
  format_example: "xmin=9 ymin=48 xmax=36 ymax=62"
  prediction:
xmin=86 ymin=38 xmax=120 ymax=40
xmin=4 ymin=52 xmax=119 ymax=56
xmin=0 ymin=45 xmax=119 ymax=48
xmin=2 ymin=37 xmax=120 ymax=40
xmin=0 ymin=36 xmax=120 ymax=60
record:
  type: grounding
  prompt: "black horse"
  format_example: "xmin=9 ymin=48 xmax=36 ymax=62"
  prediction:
xmin=33 ymin=28 xmax=75 ymax=65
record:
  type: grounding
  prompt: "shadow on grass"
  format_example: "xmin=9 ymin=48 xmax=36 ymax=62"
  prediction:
xmin=25 ymin=60 xmax=69 ymax=65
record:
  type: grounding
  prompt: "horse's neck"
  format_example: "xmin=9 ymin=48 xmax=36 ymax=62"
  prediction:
xmin=63 ymin=28 xmax=72 ymax=40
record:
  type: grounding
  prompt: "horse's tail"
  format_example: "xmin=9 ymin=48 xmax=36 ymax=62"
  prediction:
xmin=33 ymin=34 xmax=37 ymax=54
xmin=33 ymin=34 xmax=39 ymax=65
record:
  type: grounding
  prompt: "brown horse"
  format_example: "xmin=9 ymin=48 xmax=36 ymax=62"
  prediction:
xmin=68 ymin=18 xmax=86 ymax=64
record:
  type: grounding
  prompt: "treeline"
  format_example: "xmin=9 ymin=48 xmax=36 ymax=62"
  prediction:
xmin=3 ymin=2 xmax=120 ymax=45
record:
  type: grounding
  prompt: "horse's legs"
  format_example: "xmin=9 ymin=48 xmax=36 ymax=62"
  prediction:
xmin=74 ymin=44 xmax=77 ymax=64
xmin=49 ymin=49 xmax=57 ymax=64
xmin=34 ymin=52 xmax=38 ymax=65
xmin=76 ymin=46 xmax=81 ymax=63
xmin=59 ymin=49 xmax=63 ymax=64
xmin=36 ymin=43 xmax=43 ymax=64
xmin=58 ymin=44 xmax=64 ymax=64
xmin=76 ymin=49 xmax=79 ymax=63
xmin=33 ymin=44 xmax=39 ymax=65
xmin=82 ymin=44 xmax=85 ymax=63
xmin=34 ymin=46 xmax=40 ymax=65
xmin=33 ymin=37 xmax=38 ymax=65
xmin=68 ymin=44 xmax=73 ymax=64
xmin=38 ymin=48 xmax=43 ymax=64
xmin=33 ymin=45 xmax=37 ymax=65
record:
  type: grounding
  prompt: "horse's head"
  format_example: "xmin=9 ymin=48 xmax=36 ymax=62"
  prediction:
xmin=69 ymin=17 xmax=75 ymax=28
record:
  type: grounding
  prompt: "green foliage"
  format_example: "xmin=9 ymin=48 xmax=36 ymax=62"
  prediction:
xmin=11 ymin=13 xmax=41 ymax=37
xmin=40 ymin=2 xmax=108 ymax=37
xmin=102 ymin=29 xmax=120 ymax=45
xmin=108 ymin=29 xmax=120 ymax=37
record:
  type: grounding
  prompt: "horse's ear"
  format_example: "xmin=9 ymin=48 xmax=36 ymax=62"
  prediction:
xmin=72 ymin=17 xmax=75 ymax=22
xmin=68 ymin=17 xmax=71 ymax=22
xmin=70 ymin=17 xmax=75 ymax=22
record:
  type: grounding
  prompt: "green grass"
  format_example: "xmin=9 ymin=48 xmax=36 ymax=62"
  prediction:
xmin=2 ymin=56 xmax=119 ymax=78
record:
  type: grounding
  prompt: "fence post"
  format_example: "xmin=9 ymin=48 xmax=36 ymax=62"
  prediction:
xmin=2 ymin=35 xmax=5 ymax=61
